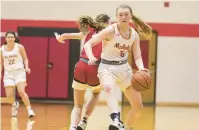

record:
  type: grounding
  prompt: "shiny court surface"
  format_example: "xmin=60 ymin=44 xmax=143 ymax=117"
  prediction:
xmin=1 ymin=103 xmax=199 ymax=130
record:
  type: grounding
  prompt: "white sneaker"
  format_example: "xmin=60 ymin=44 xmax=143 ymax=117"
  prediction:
xmin=77 ymin=120 xmax=87 ymax=130
xmin=69 ymin=125 xmax=77 ymax=130
xmin=11 ymin=102 xmax=19 ymax=117
xmin=109 ymin=119 xmax=125 ymax=130
xmin=28 ymin=109 xmax=35 ymax=117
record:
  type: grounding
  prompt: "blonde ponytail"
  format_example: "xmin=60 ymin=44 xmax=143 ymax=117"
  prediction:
xmin=78 ymin=15 xmax=108 ymax=34
xmin=132 ymin=15 xmax=152 ymax=40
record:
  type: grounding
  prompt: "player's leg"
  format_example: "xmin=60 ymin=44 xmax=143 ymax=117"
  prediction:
xmin=16 ymin=81 xmax=35 ymax=117
xmin=77 ymin=65 xmax=101 ymax=130
xmin=120 ymin=69 xmax=143 ymax=130
xmin=82 ymin=65 xmax=101 ymax=120
xmin=4 ymin=78 xmax=19 ymax=117
xmin=70 ymin=61 xmax=87 ymax=130
xmin=122 ymin=86 xmax=143 ymax=130
xmin=4 ymin=70 xmax=19 ymax=117
xmin=15 ymin=69 xmax=35 ymax=117
xmin=77 ymin=87 xmax=101 ymax=130
xmin=5 ymin=86 xmax=15 ymax=104
xmin=83 ymin=85 xmax=101 ymax=120
xmin=99 ymin=72 xmax=124 ymax=130
xmin=70 ymin=80 xmax=87 ymax=130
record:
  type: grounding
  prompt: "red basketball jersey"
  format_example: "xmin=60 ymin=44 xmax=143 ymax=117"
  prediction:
xmin=80 ymin=31 xmax=102 ymax=60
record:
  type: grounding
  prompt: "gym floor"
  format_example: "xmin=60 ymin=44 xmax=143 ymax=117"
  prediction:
xmin=1 ymin=103 xmax=199 ymax=130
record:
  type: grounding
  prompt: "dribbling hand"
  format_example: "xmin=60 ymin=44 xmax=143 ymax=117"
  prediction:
xmin=88 ymin=56 xmax=98 ymax=65
xmin=54 ymin=32 xmax=65 ymax=44
xmin=138 ymin=68 xmax=151 ymax=74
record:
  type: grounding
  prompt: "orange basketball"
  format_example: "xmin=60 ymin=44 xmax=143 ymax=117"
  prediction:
xmin=132 ymin=70 xmax=152 ymax=91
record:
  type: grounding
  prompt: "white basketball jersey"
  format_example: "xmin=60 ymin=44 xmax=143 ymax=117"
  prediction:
xmin=1 ymin=43 xmax=24 ymax=71
xmin=101 ymin=23 xmax=137 ymax=61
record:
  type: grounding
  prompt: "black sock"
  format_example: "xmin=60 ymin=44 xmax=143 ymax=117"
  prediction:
xmin=110 ymin=112 xmax=120 ymax=121
xmin=82 ymin=117 xmax=87 ymax=123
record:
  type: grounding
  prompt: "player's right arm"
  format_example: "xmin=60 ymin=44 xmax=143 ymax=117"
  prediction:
xmin=55 ymin=32 xmax=86 ymax=43
xmin=0 ymin=48 xmax=3 ymax=79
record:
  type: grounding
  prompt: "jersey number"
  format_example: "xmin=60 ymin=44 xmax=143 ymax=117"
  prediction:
xmin=120 ymin=51 xmax=125 ymax=57
xmin=8 ymin=59 xmax=15 ymax=65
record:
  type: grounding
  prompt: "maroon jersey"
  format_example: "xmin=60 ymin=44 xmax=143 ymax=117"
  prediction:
xmin=80 ymin=31 xmax=102 ymax=60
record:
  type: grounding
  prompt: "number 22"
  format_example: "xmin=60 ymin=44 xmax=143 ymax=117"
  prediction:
xmin=8 ymin=59 xmax=15 ymax=65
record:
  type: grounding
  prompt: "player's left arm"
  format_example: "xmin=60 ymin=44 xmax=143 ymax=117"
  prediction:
xmin=132 ymin=32 xmax=144 ymax=70
xmin=19 ymin=44 xmax=29 ymax=69
xmin=84 ymin=25 xmax=114 ymax=60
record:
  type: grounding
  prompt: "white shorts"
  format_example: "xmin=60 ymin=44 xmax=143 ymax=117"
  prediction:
xmin=3 ymin=69 xmax=26 ymax=87
xmin=72 ymin=80 xmax=101 ymax=92
xmin=98 ymin=63 xmax=133 ymax=90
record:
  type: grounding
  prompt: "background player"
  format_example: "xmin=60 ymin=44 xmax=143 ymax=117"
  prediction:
xmin=0 ymin=31 xmax=35 ymax=117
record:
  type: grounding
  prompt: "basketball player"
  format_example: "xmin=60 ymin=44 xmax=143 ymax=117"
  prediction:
xmin=56 ymin=14 xmax=124 ymax=130
xmin=0 ymin=31 xmax=35 ymax=117
xmin=84 ymin=4 xmax=152 ymax=130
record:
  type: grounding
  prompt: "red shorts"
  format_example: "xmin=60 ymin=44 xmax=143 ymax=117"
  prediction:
xmin=73 ymin=59 xmax=99 ymax=86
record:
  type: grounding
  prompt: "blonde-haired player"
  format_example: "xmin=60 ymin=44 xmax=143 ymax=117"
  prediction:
xmin=84 ymin=4 xmax=152 ymax=130
xmin=0 ymin=31 xmax=35 ymax=117
xmin=56 ymin=14 xmax=124 ymax=130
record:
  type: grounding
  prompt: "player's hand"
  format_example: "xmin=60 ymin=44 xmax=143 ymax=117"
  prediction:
xmin=139 ymin=68 xmax=148 ymax=71
xmin=25 ymin=68 xmax=31 ymax=74
xmin=88 ymin=56 xmax=98 ymax=65
xmin=139 ymin=68 xmax=151 ymax=73
xmin=54 ymin=32 xmax=65 ymax=44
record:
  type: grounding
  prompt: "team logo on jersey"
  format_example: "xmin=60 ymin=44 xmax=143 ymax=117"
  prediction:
xmin=114 ymin=43 xmax=130 ymax=50
xmin=4 ymin=54 xmax=17 ymax=59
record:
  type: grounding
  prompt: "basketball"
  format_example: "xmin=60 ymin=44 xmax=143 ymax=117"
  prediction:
xmin=132 ymin=69 xmax=152 ymax=91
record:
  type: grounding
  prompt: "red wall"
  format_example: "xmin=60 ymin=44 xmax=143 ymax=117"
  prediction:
xmin=2 ymin=19 xmax=199 ymax=37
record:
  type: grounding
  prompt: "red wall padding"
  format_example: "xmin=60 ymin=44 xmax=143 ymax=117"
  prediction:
xmin=20 ymin=37 xmax=48 ymax=98
xmin=47 ymin=37 xmax=69 ymax=98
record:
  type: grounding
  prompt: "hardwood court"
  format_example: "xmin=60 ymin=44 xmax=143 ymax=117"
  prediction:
xmin=1 ymin=103 xmax=199 ymax=130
